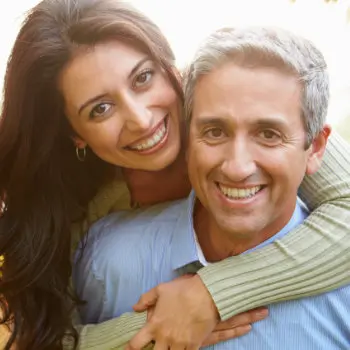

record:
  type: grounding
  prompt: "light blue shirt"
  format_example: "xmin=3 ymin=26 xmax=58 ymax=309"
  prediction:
xmin=73 ymin=192 xmax=350 ymax=349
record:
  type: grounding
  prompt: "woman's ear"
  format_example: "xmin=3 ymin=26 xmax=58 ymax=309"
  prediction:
xmin=306 ymin=124 xmax=331 ymax=175
xmin=71 ymin=136 xmax=87 ymax=149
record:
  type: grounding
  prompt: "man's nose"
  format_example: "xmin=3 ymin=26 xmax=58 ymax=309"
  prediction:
xmin=220 ymin=137 xmax=257 ymax=182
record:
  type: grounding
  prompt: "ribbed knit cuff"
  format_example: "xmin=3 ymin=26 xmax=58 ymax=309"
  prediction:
xmin=64 ymin=312 xmax=147 ymax=350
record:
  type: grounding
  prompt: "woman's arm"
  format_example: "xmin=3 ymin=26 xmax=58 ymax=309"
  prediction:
xmin=198 ymin=131 xmax=350 ymax=320
xmin=63 ymin=313 xmax=147 ymax=350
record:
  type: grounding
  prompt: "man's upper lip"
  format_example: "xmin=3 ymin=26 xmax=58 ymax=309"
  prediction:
xmin=125 ymin=116 xmax=166 ymax=148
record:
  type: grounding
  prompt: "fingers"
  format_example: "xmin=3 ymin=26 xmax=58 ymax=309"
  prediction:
xmin=126 ymin=326 xmax=153 ymax=350
xmin=146 ymin=307 xmax=154 ymax=322
xmin=133 ymin=287 xmax=160 ymax=312
xmin=203 ymin=325 xmax=252 ymax=346
xmin=215 ymin=307 xmax=268 ymax=331
xmin=154 ymin=340 xmax=169 ymax=350
xmin=131 ymin=276 xmax=221 ymax=349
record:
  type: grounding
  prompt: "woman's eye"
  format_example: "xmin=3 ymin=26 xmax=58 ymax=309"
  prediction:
xmin=89 ymin=103 xmax=112 ymax=119
xmin=134 ymin=69 xmax=153 ymax=88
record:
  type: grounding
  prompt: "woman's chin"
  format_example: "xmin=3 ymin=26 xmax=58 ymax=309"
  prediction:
xmin=130 ymin=144 xmax=181 ymax=172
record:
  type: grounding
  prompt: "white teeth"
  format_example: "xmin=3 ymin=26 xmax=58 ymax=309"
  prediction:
xmin=130 ymin=121 xmax=167 ymax=151
xmin=219 ymin=185 xmax=262 ymax=199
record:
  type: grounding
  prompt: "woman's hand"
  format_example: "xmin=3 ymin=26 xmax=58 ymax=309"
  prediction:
xmin=126 ymin=275 xmax=268 ymax=350
xmin=202 ymin=307 xmax=268 ymax=347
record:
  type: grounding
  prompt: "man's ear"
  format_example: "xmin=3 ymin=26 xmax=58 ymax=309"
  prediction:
xmin=306 ymin=124 xmax=331 ymax=175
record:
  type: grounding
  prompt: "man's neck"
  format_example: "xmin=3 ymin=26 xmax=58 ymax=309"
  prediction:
xmin=193 ymin=200 xmax=296 ymax=262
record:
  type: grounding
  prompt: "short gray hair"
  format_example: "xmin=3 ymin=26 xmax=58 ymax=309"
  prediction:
xmin=183 ymin=27 xmax=329 ymax=146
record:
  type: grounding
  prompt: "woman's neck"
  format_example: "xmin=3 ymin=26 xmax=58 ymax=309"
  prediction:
xmin=122 ymin=151 xmax=191 ymax=207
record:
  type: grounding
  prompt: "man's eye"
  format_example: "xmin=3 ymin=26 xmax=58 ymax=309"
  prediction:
xmin=204 ymin=128 xmax=225 ymax=139
xmin=89 ymin=103 xmax=113 ymax=119
xmin=258 ymin=129 xmax=282 ymax=144
xmin=134 ymin=69 xmax=153 ymax=87
xmin=262 ymin=130 xmax=278 ymax=139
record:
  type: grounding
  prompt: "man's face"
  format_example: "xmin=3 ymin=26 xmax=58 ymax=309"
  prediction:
xmin=187 ymin=61 xmax=329 ymax=241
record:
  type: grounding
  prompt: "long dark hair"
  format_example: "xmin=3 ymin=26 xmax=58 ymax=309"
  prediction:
xmin=0 ymin=0 xmax=183 ymax=348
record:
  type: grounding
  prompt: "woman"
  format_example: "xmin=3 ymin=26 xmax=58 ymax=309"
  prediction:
xmin=0 ymin=0 xmax=350 ymax=349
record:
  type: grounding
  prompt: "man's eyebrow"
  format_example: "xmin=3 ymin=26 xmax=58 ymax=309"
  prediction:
xmin=254 ymin=117 xmax=289 ymax=129
xmin=193 ymin=116 xmax=290 ymax=131
xmin=194 ymin=116 xmax=229 ymax=128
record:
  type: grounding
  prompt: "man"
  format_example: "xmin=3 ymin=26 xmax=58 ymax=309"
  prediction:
xmin=74 ymin=27 xmax=350 ymax=349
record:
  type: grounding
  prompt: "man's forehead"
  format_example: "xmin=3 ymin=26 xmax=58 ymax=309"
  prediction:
xmin=192 ymin=61 xmax=300 ymax=96
xmin=190 ymin=63 xmax=302 ymax=129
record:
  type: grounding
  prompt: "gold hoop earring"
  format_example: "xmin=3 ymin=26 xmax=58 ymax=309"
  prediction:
xmin=76 ymin=147 xmax=86 ymax=162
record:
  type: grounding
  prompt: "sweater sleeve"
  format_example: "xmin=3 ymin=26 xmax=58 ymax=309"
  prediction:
xmin=198 ymin=131 xmax=350 ymax=320
xmin=63 ymin=312 xmax=147 ymax=350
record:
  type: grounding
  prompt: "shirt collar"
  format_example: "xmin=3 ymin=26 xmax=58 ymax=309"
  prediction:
xmin=242 ymin=197 xmax=308 ymax=255
xmin=171 ymin=191 xmax=308 ymax=271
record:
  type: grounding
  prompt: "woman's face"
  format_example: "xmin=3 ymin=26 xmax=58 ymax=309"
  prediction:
xmin=59 ymin=41 xmax=182 ymax=170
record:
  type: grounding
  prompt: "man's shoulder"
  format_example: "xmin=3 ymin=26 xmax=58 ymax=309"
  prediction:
xmin=74 ymin=198 xmax=187 ymax=283
xmin=97 ymin=197 xmax=186 ymax=232
xmin=81 ymin=198 xmax=187 ymax=254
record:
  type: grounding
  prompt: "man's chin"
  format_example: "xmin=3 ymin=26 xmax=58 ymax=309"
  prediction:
xmin=216 ymin=218 xmax=260 ymax=238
